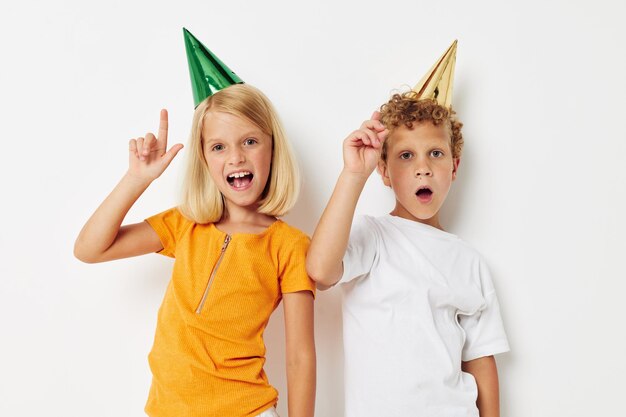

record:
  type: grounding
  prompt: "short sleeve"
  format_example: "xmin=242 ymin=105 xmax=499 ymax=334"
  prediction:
xmin=144 ymin=207 xmax=192 ymax=258
xmin=279 ymin=234 xmax=316 ymax=298
xmin=338 ymin=215 xmax=379 ymax=285
xmin=459 ymin=259 xmax=510 ymax=361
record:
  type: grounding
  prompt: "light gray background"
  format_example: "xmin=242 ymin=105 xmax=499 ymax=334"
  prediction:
xmin=1 ymin=0 xmax=625 ymax=416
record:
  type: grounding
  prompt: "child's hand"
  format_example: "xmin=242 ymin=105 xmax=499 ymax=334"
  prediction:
xmin=127 ymin=109 xmax=184 ymax=183
xmin=342 ymin=111 xmax=388 ymax=177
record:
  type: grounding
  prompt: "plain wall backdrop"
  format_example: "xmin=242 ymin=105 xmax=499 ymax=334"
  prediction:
xmin=1 ymin=0 xmax=625 ymax=416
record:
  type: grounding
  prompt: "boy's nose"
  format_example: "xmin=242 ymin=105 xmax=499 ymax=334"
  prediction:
xmin=415 ymin=166 xmax=433 ymax=177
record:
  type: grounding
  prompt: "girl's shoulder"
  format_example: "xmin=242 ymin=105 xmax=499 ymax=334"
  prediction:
xmin=271 ymin=220 xmax=310 ymax=244
xmin=145 ymin=206 xmax=195 ymax=235
xmin=263 ymin=221 xmax=311 ymax=258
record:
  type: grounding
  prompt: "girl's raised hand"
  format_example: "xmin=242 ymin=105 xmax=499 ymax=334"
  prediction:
xmin=342 ymin=111 xmax=388 ymax=177
xmin=128 ymin=109 xmax=184 ymax=183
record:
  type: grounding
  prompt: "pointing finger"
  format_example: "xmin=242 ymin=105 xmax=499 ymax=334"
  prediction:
xmin=158 ymin=109 xmax=168 ymax=145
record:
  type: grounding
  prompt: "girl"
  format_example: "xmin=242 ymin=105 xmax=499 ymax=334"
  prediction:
xmin=74 ymin=83 xmax=315 ymax=417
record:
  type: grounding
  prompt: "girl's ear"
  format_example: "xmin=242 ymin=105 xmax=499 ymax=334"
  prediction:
xmin=377 ymin=160 xmax=391 ymax=188
xmin=452 ymin=157 xmax=461 ymax=180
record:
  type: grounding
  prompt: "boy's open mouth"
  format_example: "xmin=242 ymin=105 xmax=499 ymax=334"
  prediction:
xmin=227 ymin=171 xmax=254 ymax=189
xmin=415 ymin=186 xmax=433 ymax=202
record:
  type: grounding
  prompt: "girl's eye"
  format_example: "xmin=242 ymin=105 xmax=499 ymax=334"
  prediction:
xmin=212 ymin=144 xmax=224 ymax=151
xmin=431 ymin=150 xmax=443 ymax=158
xmin=244 ymin=138 xmax=257 ymax=146
xmin=400 ymin=152 xmax=413 ymax=160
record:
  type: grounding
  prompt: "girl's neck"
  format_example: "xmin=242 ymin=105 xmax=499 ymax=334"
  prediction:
xmin=216 ymin=200 xmax=277 ymax=234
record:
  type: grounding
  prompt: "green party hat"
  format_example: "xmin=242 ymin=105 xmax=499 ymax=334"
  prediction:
xmin=183 ymin=28 xmax=243 ymax=107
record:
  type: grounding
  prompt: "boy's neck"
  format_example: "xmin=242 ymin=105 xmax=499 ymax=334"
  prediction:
xmin=390 ymin=205 xmax=444 ymax=230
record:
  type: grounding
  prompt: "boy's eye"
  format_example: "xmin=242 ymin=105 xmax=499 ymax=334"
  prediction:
xmin=400 ymin=152 xmax=413 ymax=160
xmin=244 ymin=138 xmax=257 ymax=146
xmin=212 ymin=144 xmax=224 ymax=151
xmin=431 ymin=150 xmax=444 ymax=158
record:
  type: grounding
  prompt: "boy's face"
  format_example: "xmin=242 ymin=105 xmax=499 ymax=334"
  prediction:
xmin=378 ymin=122 xmax=459 ymax=229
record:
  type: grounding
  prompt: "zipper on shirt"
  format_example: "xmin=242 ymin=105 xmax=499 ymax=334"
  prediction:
xmin=196 ymin=234 xmax=231 ymax=314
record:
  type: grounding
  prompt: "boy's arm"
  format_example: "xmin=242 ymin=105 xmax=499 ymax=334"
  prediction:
xmin=462 ymin=356 xmax=501 ymax=417
xmin=306 ymin=113 xmax=388 ymax=287
xmin=283 ymin=291 xmax=316 ymax=417
xmin=305 ymin=171 xmax=369 ymax=287
xmin=74 ymin=110 xmax=183 ymax=263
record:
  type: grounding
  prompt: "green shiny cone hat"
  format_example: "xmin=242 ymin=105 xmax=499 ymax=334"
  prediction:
xmin=183 ymin=28 xmax=243 ymax=108
xmin=412 ymin=40 xmax=457 ymax=109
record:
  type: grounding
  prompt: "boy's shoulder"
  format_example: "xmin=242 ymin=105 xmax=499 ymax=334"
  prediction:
xmin=354 ymin=214 xmax=484 ymax=260
xmin=354 ymin=213 xmax=459 ymax=239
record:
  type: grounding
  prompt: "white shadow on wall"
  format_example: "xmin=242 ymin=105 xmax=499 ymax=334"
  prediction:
xmin=263 ymin=156 xmax=346 ymax=416
xmin=439 ymin=81 xmax=471 ymax=231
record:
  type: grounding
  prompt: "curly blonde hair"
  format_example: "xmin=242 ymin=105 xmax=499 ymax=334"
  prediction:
xmin=379 ymin=91 xmax=464 ymax=160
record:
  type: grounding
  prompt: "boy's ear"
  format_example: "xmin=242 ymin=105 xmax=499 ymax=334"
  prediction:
xmin=377 ymin=160 xmax=391 ymax=187
xmin=452 ymin=157 xmax=461 ymax=180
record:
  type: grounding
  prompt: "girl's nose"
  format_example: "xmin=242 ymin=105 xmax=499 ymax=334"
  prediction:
xmin=228 ymin=148 xmax=245 ymax=165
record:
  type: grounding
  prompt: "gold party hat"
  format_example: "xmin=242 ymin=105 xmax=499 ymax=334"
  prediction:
xmin=412 ymin=40 xmax=457 ymax=109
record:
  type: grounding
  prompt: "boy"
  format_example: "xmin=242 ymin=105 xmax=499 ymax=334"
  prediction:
xmin=307 ymin=41 xmax=509 ymax=417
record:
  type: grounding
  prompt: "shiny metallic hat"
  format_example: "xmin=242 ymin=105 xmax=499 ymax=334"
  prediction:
xmin=183 ymin=28 xmax=243 ymax=108
xmin=412 ymin=40 xmax=457 ymax=109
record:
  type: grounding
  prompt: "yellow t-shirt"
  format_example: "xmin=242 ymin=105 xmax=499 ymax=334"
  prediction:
xmin=143 ymin=207 xmax=315 ymax=417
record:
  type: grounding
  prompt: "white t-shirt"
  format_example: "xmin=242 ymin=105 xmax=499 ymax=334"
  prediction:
xmin=338 ymin=214 xmax=510 ymax=417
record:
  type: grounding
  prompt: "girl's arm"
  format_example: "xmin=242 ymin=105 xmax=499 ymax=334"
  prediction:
xmin=283 ymin=291 xmax=316 ymax=417
xmin=74 ymin=109 xmax=183 ymax=263
xmin=306 ymin=112 xmax=388 ymax=287
xmin=462 ymin=356 xmax=501 ymax=417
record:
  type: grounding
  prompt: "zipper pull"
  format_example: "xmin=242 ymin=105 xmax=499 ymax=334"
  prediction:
xmin=222 ymin=235 xmax=231 ymax=251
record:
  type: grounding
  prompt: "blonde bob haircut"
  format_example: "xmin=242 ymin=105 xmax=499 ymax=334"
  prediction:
xmin=179 ymin=84 xmax=300 ymax=224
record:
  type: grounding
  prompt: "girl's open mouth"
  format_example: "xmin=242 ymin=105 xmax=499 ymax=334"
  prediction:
xmin=227 ymin=171 xmax=254 ymax=190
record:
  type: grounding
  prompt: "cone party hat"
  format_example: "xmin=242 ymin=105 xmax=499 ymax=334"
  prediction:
xmin=183 ymin=28 xmax=243 ymax=108
xmin=412 ymin=40 xmax=457 ymax=109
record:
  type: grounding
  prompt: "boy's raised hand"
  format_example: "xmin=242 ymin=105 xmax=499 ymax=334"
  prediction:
xmin=343 ymin=111 xmax=388 ymax=177
xmin=128 ymin=109 xmax=184 ymax=183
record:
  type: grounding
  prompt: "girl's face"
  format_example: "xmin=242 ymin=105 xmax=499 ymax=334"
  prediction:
xmin=201 ymin=111 xmax=273 ymax=212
